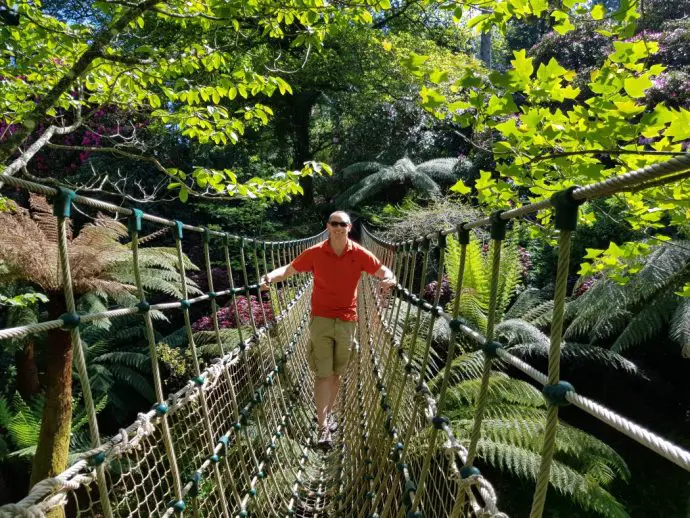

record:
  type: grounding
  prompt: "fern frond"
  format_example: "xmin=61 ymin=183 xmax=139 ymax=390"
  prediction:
xmin=495 ymin=319 xmax=549 ymax=348
xmin=339 ymin=161 xmax=383 ymax=183
xmin=509 ymin=342 xmax=640 ymax=374
xmin=476 ymin=440 xmax=629 ymax=518
xmin=670 ymin=297 xmax=690 ymax=357
xmin=610 ymin=292 xmax=677 ymax=353
xmin=415 ymin=158 xmax=459 ymax=185
xmin=504 ymin=288 xmax=547 ymax=320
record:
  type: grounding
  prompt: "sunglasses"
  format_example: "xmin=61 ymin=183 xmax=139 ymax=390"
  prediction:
xmin=328 ymin=221 xmax=349 ymax=228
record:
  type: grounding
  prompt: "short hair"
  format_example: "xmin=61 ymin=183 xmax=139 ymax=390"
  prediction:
xmin=328 ymin=211 xmax=351 ymax=224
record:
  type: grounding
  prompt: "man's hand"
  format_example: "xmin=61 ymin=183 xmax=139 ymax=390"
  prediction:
xmin=260 ymin=274 xmax=272 ymax=291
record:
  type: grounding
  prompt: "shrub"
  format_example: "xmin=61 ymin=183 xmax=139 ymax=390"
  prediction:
xmin=192 ymin=295 xmax=274 ymax=331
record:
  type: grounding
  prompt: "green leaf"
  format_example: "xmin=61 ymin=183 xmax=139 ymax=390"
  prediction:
xmin=591 ymin=4 xmax=605 ymax=20
xmin=623 ymin=76 xmax=652 ymax=98
xmin=450 ymin=180 xmax=471 ymax=195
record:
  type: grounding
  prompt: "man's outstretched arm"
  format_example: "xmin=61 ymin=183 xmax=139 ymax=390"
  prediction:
xmin=262 ymin=263 xmax=298 ymax=286
xmin=374 ymin=265 xmax=396 ymax=289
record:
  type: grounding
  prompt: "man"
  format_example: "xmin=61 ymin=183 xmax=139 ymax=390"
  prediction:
xmin=261 ymin=211 xmax=396 ymax=449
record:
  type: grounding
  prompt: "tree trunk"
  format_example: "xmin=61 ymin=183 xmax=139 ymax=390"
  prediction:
xmin=291 ymin=91 xmax=320 ymax=207
xmin=30 ymin=297 xmax=72 ymax=494
xmin=15 ymin=341 xmax=41 ymax=401
xmin=479 ymin=30 xmax=492 ymax=68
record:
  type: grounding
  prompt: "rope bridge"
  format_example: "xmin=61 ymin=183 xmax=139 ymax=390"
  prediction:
xmin=0 ymin=155 xmax=689 ymax=517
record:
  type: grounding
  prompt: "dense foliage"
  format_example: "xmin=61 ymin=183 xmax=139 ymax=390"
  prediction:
xmin=1 ymin=0 xmax=689 ymax=515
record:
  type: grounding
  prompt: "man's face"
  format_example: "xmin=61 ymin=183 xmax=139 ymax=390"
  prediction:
xmin=327 ymin=215 xmax=351 ymax=239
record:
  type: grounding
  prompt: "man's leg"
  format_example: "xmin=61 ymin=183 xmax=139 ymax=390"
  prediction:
xmin=327 ymin=374 xmax=341 ymax=415
xmin=315 ymin=375 xmax=331 ymax=429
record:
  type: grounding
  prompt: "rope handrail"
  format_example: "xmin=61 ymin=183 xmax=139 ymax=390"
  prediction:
xmin=0 ymin=174 xmax=322 ymax=245
xmin=364 ymin=154 xmax=690 ymax=247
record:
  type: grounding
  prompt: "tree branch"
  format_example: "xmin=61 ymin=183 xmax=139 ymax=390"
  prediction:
xmin=0 ymin=0 xmax=161 ymax=164
xmin=528 ymin=149 xmax=689 ymax=164
xmin=97 ymin=51 xmax=154 ymax=66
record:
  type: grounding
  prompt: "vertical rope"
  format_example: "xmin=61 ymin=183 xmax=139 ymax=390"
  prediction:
xmin=530 ymin=188 xmax=581 ymax=518
xmin=465 ymin=212 xmax=506 ymax=468
xmin=173 ymin=224 xmax=231 ymax=517
xmin=128 ymin=213 xmax=185 ymax=509
xmin=54 ymin=192 xmax=113 ymax=518
xmin=201 ymin=230 xmax=245 ymax=506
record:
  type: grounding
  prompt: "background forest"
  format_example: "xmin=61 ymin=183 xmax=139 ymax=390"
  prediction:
xmin=0 ymin=0 xmax=689 ymax=516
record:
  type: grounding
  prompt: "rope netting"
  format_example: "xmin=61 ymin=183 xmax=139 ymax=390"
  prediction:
xmin=0 ymin=152 xmax=689 ymax=518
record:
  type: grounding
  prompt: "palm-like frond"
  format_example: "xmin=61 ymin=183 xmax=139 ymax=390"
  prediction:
xmin=339 ymin=161 xmax=384 ymax=183
xmin=442 ymin=374 xmax=629 ymax=517
xmin=670 ymin=298 xmax=690 ymax=358
xmin=415 ymin=158 xmax=459 ymax=185
xmin=0 ymin=196 xmax=199 ymax=307
xmin=445 ymin=235 xmax=523 ymax=333
xmin=476 ymin=440 xmax=628 ymax=518
xmin=565 ymin=240 xmax=690 ymax=356
xmin=335 ymin=158 xmax=443 ymax=208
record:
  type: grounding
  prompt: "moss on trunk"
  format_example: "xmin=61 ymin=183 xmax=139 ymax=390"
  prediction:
xmin=29 ymin=297 xmax=72 ymax=497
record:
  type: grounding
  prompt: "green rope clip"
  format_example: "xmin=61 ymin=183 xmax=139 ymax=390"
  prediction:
xmin=457 ymin=223 xmax=470 ymax=245
xmin=206 ymin=291 xmax=217 ymax=299
xmin=403 ymin=480 xmax=417 ymax=506
xmin=174 ymin=220 xmax=184 ymax=240
xmin=51 ymin=187 xmax=77 ymax=218
xmin=136 ymin=301 xmax=150 ymax=313
xmin=192 ymin=376 xmax=205 ymax=386
xmin=210 ymin=454 xmax=220 ymax=463
xmin=483 ymin=340 xmax=503 ymax=359
xmin=239 ymin=510 xmax=249 ymax=517
xmin=249 ymin=488 xmax=257 ymax=497
xmin=432 ymin=415 xmax=449 ymax=430
xmin=59 ymin=312 xmax=80 ymax=330
xmin=233 ymin=422 xmax=242 ymax=431
xmin=127 ymin=208 xmax=144 ymax=235
xmin=490 ymin=210 xmax=508 ymax=241
xmin=366 ymin=491 xmax=375 ymax=499
xmin=397 ymin=462 xmax=408 ymax=472
xmin=543 ymin=380 xmax=575 ymax=406
xmin=154 ymin=403 xmax=168 ymax=415
xmin=460 ymin=465 xmax=481 ymax=478
xmin=189 ymin=471 xmax=202 ymax=497
xmin=256 ymin=470 xmax=266 ymax=479
xmin=202 ymin=227 xmax=211 ymax=244
xmin=172 ymin=500 xmax=186 ymax=512
xmin=433 ymin=305 xmax=443 ymax=317
xmin=287 ymin=508 xmax=296 ymax=516
xmin=365 ymin=458 xmax=373 ymax=465
xmin=219 ymin=434 xmax=230 ymax=448
xmin=89 ymin=451 xmax=106 ymax=466
xmin=179 ymin=299 xmax=191 ymax=310
xmin=551 ymin=186 xmax=585 ymax=232
xmin=448 ymin=317 xmax=468 ymax=332
xmin=406 ymin=512 xmax=424 ymax=518
xmin=274 ymin=431 xmax=282 ymax=438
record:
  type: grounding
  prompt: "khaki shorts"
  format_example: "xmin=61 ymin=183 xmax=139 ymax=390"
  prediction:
xmin=308 ymin=316 xmax=356 ymax=378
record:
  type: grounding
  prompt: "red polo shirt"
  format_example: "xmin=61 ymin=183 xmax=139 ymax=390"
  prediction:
xmin=291 ymin=239 xmax=381 ymax=321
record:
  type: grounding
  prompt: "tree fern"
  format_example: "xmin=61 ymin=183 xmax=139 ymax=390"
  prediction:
xmin=565 ymin=240 xmax=690 ymax=356
xmin=439 ymin=374 xmax=630 ymax=517
xmin=335 ymin=157 xmax=447 ymax=208
xmin=476 ymin=440 xmax=629 ymax=518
